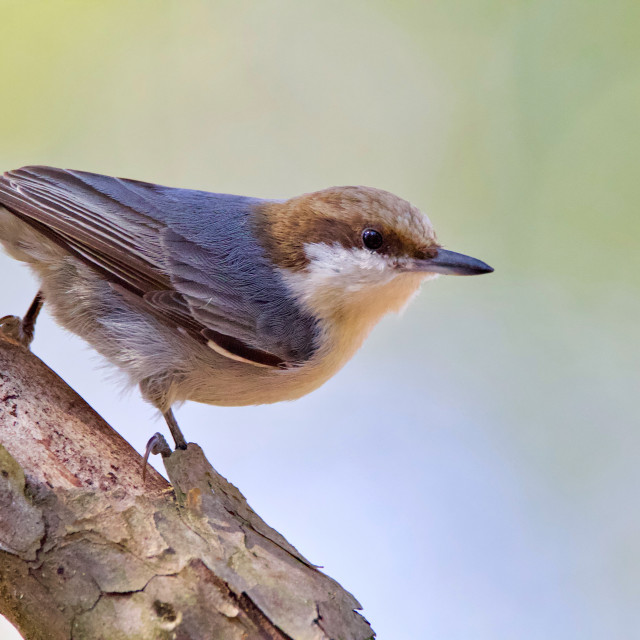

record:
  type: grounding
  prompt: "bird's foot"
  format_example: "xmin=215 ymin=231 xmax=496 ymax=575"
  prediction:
xmin=0 ymin=292 xmax=44 ymax=349
xmin=0 ymin=314 xmax=35 ymax=348
xmin=142 ymin=432 xmax=172 ymax=481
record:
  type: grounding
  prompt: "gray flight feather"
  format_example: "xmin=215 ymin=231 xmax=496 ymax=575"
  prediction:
xmin=0 ymin=166 xmax=318 ymax=365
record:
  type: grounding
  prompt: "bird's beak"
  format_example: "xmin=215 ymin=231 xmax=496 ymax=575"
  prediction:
xmin=407 ymin=249 xmax=494 ymax=276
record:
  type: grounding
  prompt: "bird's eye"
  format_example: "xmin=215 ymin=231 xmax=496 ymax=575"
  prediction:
xmin=362 ymin=228 xmax=383 ymax=251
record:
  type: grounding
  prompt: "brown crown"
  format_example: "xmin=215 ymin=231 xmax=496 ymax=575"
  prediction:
xmin=252 ymin=186 xmax=438 ymax=271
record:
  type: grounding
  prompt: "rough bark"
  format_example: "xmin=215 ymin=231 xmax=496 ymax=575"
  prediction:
xmin=0 ymin=335 xmax=374 ymax=640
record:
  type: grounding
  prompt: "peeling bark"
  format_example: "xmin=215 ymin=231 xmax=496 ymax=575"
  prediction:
xmin=0 ymin=336 xmax=374 ymax=640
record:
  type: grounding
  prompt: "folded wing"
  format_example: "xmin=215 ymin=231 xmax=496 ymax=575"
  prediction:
xmin=0 ymin=166 xmax=317 ymax=367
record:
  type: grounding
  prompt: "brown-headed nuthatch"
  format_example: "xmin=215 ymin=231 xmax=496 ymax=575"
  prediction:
xmin=0 ymin=166 xmax=493 ymax=449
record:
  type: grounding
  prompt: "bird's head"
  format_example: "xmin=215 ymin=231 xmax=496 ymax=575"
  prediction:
xmin=255 ymin=186 xmax=493 ymax=329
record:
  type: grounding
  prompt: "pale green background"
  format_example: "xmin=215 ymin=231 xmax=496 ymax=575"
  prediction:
xmin=1 ymin=2 xmax=638 ymax=638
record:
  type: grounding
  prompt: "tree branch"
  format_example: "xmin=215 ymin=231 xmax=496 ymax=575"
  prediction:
xmin=0 ymin=335 xmax=374 ymax=639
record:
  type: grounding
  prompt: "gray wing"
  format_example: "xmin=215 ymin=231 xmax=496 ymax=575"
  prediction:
xmin=0 ymin=166 xmax=318 ymax=367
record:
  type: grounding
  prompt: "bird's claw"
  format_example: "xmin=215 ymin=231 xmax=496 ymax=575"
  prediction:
xmin=142 ymin=431 xmax=173 ymax=481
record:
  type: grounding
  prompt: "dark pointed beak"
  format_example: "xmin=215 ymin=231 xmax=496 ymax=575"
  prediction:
xmin=409 ymin=249 xmax=494 ymax=276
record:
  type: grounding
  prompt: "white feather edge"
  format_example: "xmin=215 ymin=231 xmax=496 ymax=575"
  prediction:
xmin=206 ymin=339 xmax=275 ymax=368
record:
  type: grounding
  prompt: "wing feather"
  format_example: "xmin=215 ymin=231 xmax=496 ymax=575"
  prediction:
xmin=0 ymin=166 xmax=316 ymax=367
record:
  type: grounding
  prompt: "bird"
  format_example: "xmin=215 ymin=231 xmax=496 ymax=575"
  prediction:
xmin=0 ymin=166 xmax=493 ymax=451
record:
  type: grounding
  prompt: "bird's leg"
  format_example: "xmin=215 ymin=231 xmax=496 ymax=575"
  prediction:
xmin=164 ymin=408 xmax=188 ymax=450
xmin=0 ymin=291 xmax=44 ymax=349
xmin=20 ymin=291 xmax=44 ymax=345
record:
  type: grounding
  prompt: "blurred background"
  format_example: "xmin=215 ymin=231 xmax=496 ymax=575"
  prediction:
xmin=0 ymin=1 xmax=638 ymax=638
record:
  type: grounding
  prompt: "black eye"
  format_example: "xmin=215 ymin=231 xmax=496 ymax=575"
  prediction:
xmin=362 ymin=228 xmax=383 ymax=250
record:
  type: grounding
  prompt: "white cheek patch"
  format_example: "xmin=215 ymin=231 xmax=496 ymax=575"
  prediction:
xmin=302 ymin=242 xmax=397 ymax=292
xmin=281 ymin=242 xmax=430 ymax=325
